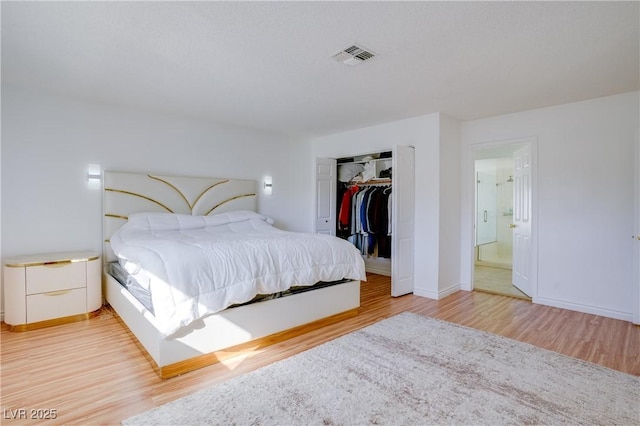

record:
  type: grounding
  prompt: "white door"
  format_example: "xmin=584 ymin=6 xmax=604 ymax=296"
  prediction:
xmin=315 ymin=158 xmax=336 ymax=235
xmin=392 ymin=145 xmax=415 ymax=296
xmin=512 ymin=145 xmax=532 ymax=297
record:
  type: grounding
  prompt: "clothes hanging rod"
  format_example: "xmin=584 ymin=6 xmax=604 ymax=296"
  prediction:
xmin=348 ymin=179 xmax=392 ymax=186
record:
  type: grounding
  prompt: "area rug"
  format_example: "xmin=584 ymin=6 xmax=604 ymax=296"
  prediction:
xmin=123 ymin=312 xmax=639 ymax=425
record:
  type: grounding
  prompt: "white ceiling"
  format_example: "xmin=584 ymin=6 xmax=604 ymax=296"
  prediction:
xmin=2 ymin=1 xmax=638 ymax=138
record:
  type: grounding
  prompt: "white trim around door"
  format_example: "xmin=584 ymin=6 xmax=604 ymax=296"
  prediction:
xmin=461 ymin=137 xmax=538 ymax=302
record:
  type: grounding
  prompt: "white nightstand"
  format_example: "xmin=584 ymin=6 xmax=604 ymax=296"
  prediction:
xmin=4 ymin=251 xmax=102 ymax=331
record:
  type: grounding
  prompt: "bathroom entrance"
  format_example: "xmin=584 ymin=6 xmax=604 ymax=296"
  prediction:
xmin=473 ymin=144 xmax=532 ymax=300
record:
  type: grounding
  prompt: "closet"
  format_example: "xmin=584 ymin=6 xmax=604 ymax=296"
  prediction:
xmin=336 ymin=152 xmax=393 ymax=276
xmin=315 ymin=145 xmax=415 ymax=296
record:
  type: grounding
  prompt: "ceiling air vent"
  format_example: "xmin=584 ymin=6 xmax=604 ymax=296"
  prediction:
xmin=332 ymin=44 xmax=376 ymax=67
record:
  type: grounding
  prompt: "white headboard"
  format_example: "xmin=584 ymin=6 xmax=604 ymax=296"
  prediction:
xmin=103 ymin=171 xmax=257 ymax=262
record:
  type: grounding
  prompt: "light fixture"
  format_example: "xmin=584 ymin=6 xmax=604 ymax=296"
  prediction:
xmin=87 ymin=163 xmax=101 ymax=190
xmin=263 ymin=176 xmax=273 ymax=195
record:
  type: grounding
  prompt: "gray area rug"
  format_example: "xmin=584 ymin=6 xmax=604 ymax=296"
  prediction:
xmin=124 ymin=312 xmax=639 ymax=425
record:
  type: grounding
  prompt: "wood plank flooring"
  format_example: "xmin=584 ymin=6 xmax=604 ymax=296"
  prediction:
xmin=1 ymin=274 xmax=638 ymax=425
xmin=474 ymin=264 xmax=530 ymax=300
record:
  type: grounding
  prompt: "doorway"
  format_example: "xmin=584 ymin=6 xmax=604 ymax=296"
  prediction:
xmin=474 ymin=156 xmax=529 ymax=299
xmin=475 ymin=158 xmax=513 ymax=269
xmin=467 ymin=139 xmax=536 ymax=301
xmin=315 ymin=145 xmax=415 ymax=298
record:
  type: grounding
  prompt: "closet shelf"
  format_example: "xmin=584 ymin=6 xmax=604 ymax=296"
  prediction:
xmin=347 ymin=158 xmax=392 ymax=165
xmin=348 ymin=178 xmax=392 ymax=186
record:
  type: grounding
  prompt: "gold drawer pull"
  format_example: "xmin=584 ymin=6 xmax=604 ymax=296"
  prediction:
xmin=43 ymin=290 xmax=72 ymax=296
xmin=43 ymin=260 xmax=72 ymax=268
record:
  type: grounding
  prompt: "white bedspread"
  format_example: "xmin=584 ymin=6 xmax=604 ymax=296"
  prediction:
xmin=110 ymin=211 xmax=366 ymax=336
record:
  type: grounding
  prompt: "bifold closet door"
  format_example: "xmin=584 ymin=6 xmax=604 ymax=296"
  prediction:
xmin=391 ymin=145 xmax=415 ymax=297
xmin=315 ymin=158 xmax=337 ymax=235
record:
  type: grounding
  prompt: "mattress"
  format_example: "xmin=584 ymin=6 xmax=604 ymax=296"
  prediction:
xmin=108 ymin=261 xmax=352 ymax=317
xmin=109 ymin=261 xmax=154 ymax=313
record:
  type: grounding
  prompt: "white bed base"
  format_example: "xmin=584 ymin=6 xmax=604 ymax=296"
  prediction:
xmin=105 ymin=273 xmax=360 ymax=378
xmin=102 ymin=171 xmax=361 ymax=378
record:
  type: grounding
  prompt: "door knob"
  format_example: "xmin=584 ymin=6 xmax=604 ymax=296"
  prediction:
xmin=509 ymin=224 xmax=517 ymax=229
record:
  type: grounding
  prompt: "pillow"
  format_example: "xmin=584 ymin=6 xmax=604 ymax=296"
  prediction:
xmin=125 ymin=210 xmax=273 ymax=232
xmin=127 ymin=212 xmax=205 ymax=231
xmin=338 ymin=163 xmax=364 ymax=182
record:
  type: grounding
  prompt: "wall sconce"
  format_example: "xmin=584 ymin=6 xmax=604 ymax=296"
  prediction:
xmin=87 ymin=163 xmax=101 ymax=190
xmin=263 ymin=176 xmax=273 ymax=195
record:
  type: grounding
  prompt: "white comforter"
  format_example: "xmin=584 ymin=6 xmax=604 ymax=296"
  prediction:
xmin=110 ymin=211 xmax=366 ymax=336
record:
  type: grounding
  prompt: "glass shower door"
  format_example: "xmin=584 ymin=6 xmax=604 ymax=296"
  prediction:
xmin=476 ymin=171 xmax=497 ymax=246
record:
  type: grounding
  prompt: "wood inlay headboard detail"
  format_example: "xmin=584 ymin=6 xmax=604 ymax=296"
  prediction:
xmin=103 ymin=172 xmax=257 ymax=262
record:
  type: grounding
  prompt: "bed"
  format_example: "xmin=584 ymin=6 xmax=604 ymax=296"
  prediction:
xmin=103 ymin=172 xmax=365 ymax=378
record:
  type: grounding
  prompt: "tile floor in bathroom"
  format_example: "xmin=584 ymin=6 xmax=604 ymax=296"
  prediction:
xmin=474 ymin=264 xmax=530 ymax=300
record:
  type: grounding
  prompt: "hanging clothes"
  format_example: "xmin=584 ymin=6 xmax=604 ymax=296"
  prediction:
xmin=359 ymin=187 xmax=375 ymax=255
xmin=337 ymin=184 xmax=392 ymax=258
xmin=338 ymin=184 xmax=360 ymax=235
xmin=378 ymin=187 xmax=392 ymax=258
xmin=365 ymin=187 xmax=383 ymax=255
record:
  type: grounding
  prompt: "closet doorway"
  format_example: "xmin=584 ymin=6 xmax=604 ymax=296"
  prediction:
xmin=315 ymin=145 xmax=415 ymax=297
xmin=471 ymin=141 xmax=535 ymax=301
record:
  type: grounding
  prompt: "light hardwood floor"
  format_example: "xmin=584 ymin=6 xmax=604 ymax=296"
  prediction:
xmin=474 ymin=265 xmax=530 ymax=300
xmin=1 ymin=273 xmax=638 ymax=425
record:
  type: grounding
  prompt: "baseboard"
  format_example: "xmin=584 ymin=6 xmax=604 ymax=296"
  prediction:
xmin=413 ymin=288 xmax=437 ymax=299
xmin=414 ymin=283 xmax=460 ymax=300
xmin=364 ymin=258 xmax=391 ymax=276
xmin=535 ymin=297 xmax=633 ymax=322
xmin=438 ymin=284 xmax=460 ymax=299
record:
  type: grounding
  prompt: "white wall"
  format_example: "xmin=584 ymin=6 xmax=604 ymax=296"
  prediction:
xmin=635 ymin=128 xmax=640 ymax=324
xmin=438 ymin=114 xmax=462 ymax=297
xmin=1 ymin=85 xmax=311 ymax=313
xmin=311 ymin=113 xmax=462 ymax=298
xmin=461 ymin=91 xmax=639 ymax=320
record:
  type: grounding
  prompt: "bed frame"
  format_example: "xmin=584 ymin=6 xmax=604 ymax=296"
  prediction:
xmin=103 ymin=172 xmax=360 ymax=378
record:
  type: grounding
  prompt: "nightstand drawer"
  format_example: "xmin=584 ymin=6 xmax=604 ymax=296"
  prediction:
xmin=27 ymin=288 xmax=87 ymax=323
xmin=26 ymin=261 xmax=86 ymax=294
